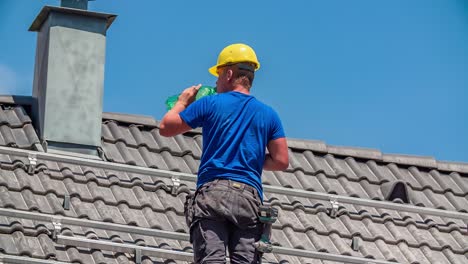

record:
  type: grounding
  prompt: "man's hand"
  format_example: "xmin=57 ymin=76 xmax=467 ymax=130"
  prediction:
xmin=177 ymin=84 xmax=202 ymax=107
xmin=159 ymin=84 xmax=202 ymax=137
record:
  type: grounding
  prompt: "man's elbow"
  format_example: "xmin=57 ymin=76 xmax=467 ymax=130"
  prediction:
xmin=278 ymin=158 xmax=289 ymax=171
xmin=274 ymin=155 xmax=289 ymax=171
xmin=159 ymin=122 xmax=172 ymax=137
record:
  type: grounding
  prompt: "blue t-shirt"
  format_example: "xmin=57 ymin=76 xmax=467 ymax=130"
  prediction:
xmin=179 ymin=91 xmax=285 ymax=200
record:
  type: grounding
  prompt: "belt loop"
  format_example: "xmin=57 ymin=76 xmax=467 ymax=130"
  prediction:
xmin=253 ymin=188 xmax=260 ymax=201
xmin=213 ymin=178 xmax=220 ymax=185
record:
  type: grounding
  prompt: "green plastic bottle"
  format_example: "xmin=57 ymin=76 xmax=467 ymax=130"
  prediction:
xmin=165 ymin=85 xmax=217 ymax=111
xmin=165 ymin=95 xmax=179 ymax=111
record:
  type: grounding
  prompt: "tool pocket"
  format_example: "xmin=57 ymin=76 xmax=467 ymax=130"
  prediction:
xmin=184 ymin=192 xmax=195 ymax=228
xmin=237 ymin=191 xmax=261 ymax=228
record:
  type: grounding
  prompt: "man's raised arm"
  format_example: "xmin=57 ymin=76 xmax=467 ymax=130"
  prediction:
xmin=159 ymin=84 xmax=201 ymax=137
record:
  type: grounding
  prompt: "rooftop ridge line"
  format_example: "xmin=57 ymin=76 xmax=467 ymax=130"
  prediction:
xmin=0 ymin=146 xmax=466 ymax=221
xmin=101 ymin=112 xmax=468 ymax=170
xmin=286 ymin=138 xmax=468 ymax=172
xmin=102 ymin=112 xmax=159 ymax=128
xmin=0 ymin=100 xmax=465 ymax=169
xmin=102 ymin=112 xmax=204 ymax=133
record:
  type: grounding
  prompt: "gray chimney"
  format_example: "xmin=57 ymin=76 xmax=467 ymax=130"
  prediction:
xmin=29 ymin=1 xmax=116 ymax=157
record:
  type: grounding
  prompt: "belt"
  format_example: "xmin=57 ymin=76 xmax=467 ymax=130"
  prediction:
xmin=204 ymin=178 xmax=260 ymax=200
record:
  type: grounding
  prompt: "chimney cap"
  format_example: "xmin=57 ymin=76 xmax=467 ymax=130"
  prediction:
xmin=29 ymin=6 xmax=116 ymax=32
xmin=61 ymin=0 xmax=93 ymax=10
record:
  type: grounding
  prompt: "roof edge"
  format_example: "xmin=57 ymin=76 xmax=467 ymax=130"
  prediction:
xmin=102 ymin=112 xmax=159 ymax=128
xmin=286 ymin=137 xmax=468 ymax=173
xmin=383 ymin=153 xmax=437 ymax=168
xmin=328 ymin=145 xmax=383 ymax=160
xmin=102 ymin=112 xmax=203 ymax=134
xmin=0 ymin=104 xmax=463 ymax=173
xmin=437 ymin=161 xmax=468 ymax=174
xmin=0 ymin=95 xmax=33 ymax=105
xmin=287 ymin=138 xmax=327 ymax=152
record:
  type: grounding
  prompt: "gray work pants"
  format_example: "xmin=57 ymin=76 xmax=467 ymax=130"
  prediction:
xmin=184 ymin=179 xmax=263 ymax=264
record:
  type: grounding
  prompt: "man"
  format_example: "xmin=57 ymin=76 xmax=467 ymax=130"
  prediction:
xmin=160 ymin=43 xmax=288 ymax=264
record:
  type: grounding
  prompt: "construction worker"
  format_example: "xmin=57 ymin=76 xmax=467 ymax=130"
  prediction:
xmin=160 ymin=43 xmax=289 ymax=263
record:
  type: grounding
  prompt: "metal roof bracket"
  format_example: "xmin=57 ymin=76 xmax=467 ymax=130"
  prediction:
xmin=171 ymin=176 xmax=180 ymax=195
xmin=41 ymin=140 xmax=48 ymax=152
xmin=329 ymin=198 xmax=340 ymax=218
xmin=63 ymin=194 xmax=70 ymax=210
xmin=27 ymin=153 xmax=37 ymax=175
xmin=351 ymin=236 xmax=360 ymax=251
xmin=135 ymin=248 xmax=142 ymax=264
xmin=52 ymin=217 xmax=62 ymax=240
xmin=0 ymin=146 xmax=467 ymax=222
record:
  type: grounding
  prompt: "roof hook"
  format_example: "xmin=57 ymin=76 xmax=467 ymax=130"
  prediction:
xmin=171 ymin=176 xmax=180 ymax=195
xmin=329 ymin=197 xmax=340 ymax=218
xmin=28 ymin=153 xmax=37 ymax=175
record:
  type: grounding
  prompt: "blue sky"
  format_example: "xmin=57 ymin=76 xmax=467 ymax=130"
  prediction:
xmin=0 ymin=0 xmax=467 ymax=162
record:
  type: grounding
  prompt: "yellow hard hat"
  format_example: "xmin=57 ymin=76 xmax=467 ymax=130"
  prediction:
xmin=209 ymin=43 xmax=260 ymax=77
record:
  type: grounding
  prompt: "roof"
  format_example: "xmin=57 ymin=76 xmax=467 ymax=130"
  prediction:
xmin=0 ymin=96 xmax=467 ymax=263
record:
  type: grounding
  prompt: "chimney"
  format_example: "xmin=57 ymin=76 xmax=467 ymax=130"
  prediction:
xmin=29 ymin=0 xmax=116 ymax=157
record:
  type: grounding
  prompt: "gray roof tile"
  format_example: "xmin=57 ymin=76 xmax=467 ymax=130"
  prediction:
xmin=0 ymin=108 xmax=468 ymax=263
xmin=0 ymin=106 xmax=39 ymax=150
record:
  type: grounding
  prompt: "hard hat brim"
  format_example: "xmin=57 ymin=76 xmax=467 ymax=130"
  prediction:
xmin=208 ymin=62 xmax=260 ymax=78
xmin=209 ymin=65 xmax=219 ymax=77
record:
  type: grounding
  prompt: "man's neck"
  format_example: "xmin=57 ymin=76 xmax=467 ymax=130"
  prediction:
xmin=231 ymin=85 xmax=250 ymax=95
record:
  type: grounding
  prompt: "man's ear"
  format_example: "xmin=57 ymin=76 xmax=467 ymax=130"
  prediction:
xmin=226 ymin=69 xmax=234 ymax=82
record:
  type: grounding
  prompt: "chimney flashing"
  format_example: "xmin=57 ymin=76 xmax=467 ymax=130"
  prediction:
xmin=45 ymin=143 xmax=103 ymax=160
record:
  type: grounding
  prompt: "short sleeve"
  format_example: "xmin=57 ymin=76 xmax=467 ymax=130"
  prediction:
xmin=179 ymin=97 xmax=210 ymax=129
xmin=269 ymin=109 xmax=285 ymax=141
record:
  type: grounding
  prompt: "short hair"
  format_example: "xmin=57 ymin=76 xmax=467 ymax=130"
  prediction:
xmin=231 ymin=63 xmax=255 ymax=89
